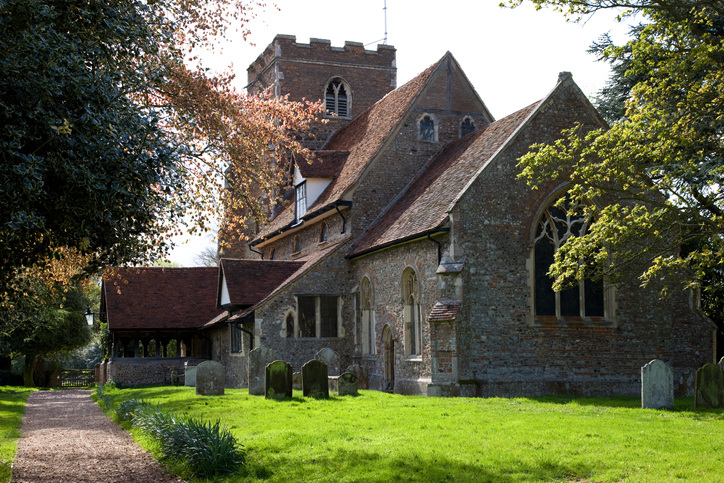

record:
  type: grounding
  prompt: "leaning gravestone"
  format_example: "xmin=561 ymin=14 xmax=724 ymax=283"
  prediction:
xmin=249 ymin=347 xmax=277 ymax=396
xmin=302 ymin=359 xmax=329 ymax=398
xmin=265 ymin=360 xmax=293 ymax=400
xmin=338 ymin=372 xmax=358 ymax=396
xmin=315 ymin=348 xmax=340 ymax=376
xmin=695 ymin=363 xmax=724 ymax=409
xmin=196 ymin=360 xmax=225 ymax=396
xmin=641 ymin=359 xmax=674 ymax=409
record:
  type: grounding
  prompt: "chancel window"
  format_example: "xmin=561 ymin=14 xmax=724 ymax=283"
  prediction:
xmin=419 ymin=114 xmax=436 ymax=142
xmin=296 ymin=295 xmax=340 ymax=338
xmin=325 ymin=78 xmax=349 ymax=117
xmin=534 ymin=197 xmax=605 ymax=319
xmin=402 ymin=268 xmax=422 ymax=356
xmin=461 ymin=117 xmax=476 ymax=137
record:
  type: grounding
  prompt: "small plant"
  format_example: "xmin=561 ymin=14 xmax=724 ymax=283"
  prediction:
xmin=115 ymin=399 xmax=150 ymax=422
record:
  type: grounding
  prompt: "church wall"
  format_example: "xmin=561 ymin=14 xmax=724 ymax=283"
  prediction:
xmin=451 ymin=80 xmax=714 ymax=397
xmin=350 ymin=239 xmax=441 ymax=395
xmin=260 ymin=210 xmax=348 ymax=261
xmin=206 ymin=324 xmax=249 ymax=388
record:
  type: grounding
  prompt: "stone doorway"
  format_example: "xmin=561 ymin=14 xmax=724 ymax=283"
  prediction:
xmin=382 ymin=325 xmax=394 ymax=392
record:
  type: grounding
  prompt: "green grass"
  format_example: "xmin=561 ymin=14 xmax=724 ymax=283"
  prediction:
xmin=0 ymin=386 xmax=34 ymax=483
xmin=98 ymin=386 xmax=724 ymax=482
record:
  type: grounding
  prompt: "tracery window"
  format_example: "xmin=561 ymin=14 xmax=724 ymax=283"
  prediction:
xmin=534 ymin=197 xmax=604 ymax=319
xmin=402 ymin=268 xmax=422 ymax=356
xmin=419 ymin=114 xmax=436 ymax=142
xmin=325 ymin=78 xmax=349 ymax=117
xmin=461 ymin=117 xmax=476 ymax=137
xmin=360 ymin=277 xmax=375 ymax=355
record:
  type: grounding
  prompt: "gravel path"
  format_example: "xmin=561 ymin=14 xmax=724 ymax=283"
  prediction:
xmin=12 ymin=389 xmax=184 ymax=482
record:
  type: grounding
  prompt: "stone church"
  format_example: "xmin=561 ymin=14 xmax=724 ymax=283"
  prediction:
xmin=101 ymin=35 xmax=715 ymax=396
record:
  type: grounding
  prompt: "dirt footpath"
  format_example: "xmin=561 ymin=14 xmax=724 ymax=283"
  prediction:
xmin=12 ymin=389 xmax=183 ymax=482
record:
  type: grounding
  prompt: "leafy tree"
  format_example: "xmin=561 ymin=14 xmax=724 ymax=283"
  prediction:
xmin=0 ymin=0 xmax=320 ymax=294
xmin=507 ymin=0 xmax=724 ymax=304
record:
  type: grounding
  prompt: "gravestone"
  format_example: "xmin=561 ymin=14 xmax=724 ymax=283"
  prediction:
xmin=265 ymin=360 xmax=292 ymax=400
xmin=345 ymin=364 xmax=369 ymax=389
xmin=641 ymin=359 xmax=674 ymax=409
xmin=195 ymin=360 xmax=225 ymax=396
xmin=302 ymin=359 xmax=329 ymax=398
xmin=315 ymin=348 xmax=340 ymax=376
xmin=249 ymin=347 xmax=277 ymax=396
xmin=292 ymin=372 xmax=302 ymax=390
xmin=695 ymin=363 xmax=724 ymax=408
xmin=185 ymin=361 xmax=200 ymax=387
xmin=338 ymin=372 xmax=358 ymax=396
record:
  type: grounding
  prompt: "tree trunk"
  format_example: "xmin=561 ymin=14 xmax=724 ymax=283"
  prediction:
xmin=23 ymin=354 xmax=38 ymax=387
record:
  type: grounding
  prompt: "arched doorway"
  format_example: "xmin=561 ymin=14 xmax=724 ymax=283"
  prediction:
xmin=382 ymin=325 xmax=394 ymax=392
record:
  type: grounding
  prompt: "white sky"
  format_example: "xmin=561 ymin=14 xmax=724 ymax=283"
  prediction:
xmin=168 ymin=0 xmax=633 ymax=266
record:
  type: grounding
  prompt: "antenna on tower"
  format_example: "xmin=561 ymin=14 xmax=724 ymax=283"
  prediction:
xmin=383 ymin=0 xmax=388 ymax=44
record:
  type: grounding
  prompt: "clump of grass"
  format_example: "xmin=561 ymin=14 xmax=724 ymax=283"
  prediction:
xmin=0 ymin=387 xmax=34 ymax=483
xmin=119 ymin=398 xmax=245 ymax=478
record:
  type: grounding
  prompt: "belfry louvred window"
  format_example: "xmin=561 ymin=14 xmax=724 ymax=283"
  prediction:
xmin=325 ymin=79 xmax=348 ymax=117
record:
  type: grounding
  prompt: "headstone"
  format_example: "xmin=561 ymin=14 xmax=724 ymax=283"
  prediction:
xmin=328 ymin=375 xmax=339 ymax=393
xmin=196 ymin=360 xmax=225 ymax=396
xmin=315 ymin=348 xmax=340 ymax=376
xmin=338 ymin=372 xmax=358 ymax=396
xmin=265 ymin=360 xmax=293 ymax=400
xmin=345 ymin=364 xmax=369 ymax=389
xmin=302 ymin=359 xmax=329 ymax=398
xmin=249 ymin=347 xmax=277 ymax=396
xmin=185 ymin=362 xmax=198 ymax=387
xmin=641 ymin=359 xmax=674 ymax=409
xmin=292 ymin=372 xmax=302 ymax=390
xmin=695 ymin=363 xmax=724 ymax=408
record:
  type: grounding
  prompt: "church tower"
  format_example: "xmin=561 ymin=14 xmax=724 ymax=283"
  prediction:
xmin=247 ymin=35 xmax=397 ymax=149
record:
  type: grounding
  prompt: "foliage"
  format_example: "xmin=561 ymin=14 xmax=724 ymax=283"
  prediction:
xmin=508 ymin=0 xmax=724 ymax=296
xmin=97 ymin=386 xmax=724 ymax=482
xmin=0 ymin=0 xmax=321 ymax=293
xmin=0 ymin=387 xmax=34 ymax=483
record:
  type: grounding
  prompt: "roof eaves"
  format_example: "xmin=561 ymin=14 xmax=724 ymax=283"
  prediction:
xmin=347 ymin=226 xmax=449 ymax=260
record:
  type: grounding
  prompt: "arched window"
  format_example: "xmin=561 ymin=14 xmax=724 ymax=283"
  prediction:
xmin=360 ymin=276 xmax=375 ymax=355
xmin=319 ymin=222 xmax=328 ymax=243
xmin=325 ymin=78 xmax=350 ymax=117
xmin=269 ymin=247 xmax=276 ymax=260
xmin=286 ymin=313 xmax=295 ymax=338
xmin=534 ymin=196 xmax=605 ymax=319
xmin=461 ymin=117 xmax=476 ymax=137
xmin=419 ymin=114 xmax=436 ymax=142
xmin=293 ymin=235 xmax=301 ymax=254
xmin=402 ymin=268 xmax=422 ymax=356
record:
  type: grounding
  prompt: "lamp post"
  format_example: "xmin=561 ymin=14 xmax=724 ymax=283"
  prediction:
xmin=85 ymin=306 xmax=94 ymax=327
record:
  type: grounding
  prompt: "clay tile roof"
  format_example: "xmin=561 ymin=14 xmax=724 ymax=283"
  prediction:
xmin=296 ymin=150 xmax=349 ymax=179
xmin=102 ymin=267 xmax=223 ymax=331
xmin=347 ymin=101 xmax=540 ymax=257
xmin=219 ymin=259 xmax=305 ymax=308
xmin=254 ymin=60 xmax=442 ymax=242
xmin=428 ymin=300 xmax=462 ymax=322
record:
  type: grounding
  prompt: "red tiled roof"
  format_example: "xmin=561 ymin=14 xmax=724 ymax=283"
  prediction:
xmin=296 ymin=150 xmax=349 ymax=179
xmin=347 ymin=101 xmax=540 ymax=257
xmin=254 ymin=59 xmax=442 ymax=242
xmin=102 ymin=267 xmax=223 ymax=331
xmin=428 ymin=300 xmax=462 ymax=322
xmin=219 ymin=259 xmax=305 ymax=308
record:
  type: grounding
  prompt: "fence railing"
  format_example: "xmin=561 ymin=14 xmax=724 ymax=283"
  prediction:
xmin=60 ymin=369 xmax=94 ymax=387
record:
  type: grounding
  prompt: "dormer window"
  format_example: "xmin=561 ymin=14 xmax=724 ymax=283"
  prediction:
xmin=419 ymin=114 xmax=437 ymax=142
xmin=461 ymin=117 xmax=476 ymax=137
xmin=325 ymin=78 xmax=349 ymax=117
xmin=295 ymin=181 xmax=307 ymax=221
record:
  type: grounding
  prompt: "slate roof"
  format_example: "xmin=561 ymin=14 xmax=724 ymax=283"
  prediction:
xmin=347 ymin=101 xmax=540 ymax=257
xmin=253 ymin=59 xmax=442 ymax=243
xmin=295 ymin=150 xmax=349 ymax=179
xmin=219 ymin=259 xmax=305 ymax=308
xmin=102 ymin=267 xmax=223 ymax=331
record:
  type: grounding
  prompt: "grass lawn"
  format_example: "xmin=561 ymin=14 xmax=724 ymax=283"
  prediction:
xmin=99 ymin=385 xmax=724 ymax=482
xmin=0 ymin=386 xmax=34 ymax=483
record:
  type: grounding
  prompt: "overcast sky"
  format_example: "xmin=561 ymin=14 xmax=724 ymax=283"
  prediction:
xmin=168 ymin=0 xmax=633 ymax=265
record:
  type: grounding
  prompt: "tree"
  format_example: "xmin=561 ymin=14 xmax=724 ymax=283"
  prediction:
xmin=507 ymin=0 xmax=724 ymax=301
xmin=0 ymin=0 xmax=321 ymax=294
